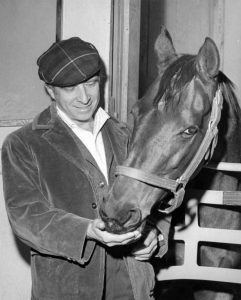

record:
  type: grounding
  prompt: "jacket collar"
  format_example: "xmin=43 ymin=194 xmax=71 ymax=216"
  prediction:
xmin=32 ymin=102 xmax=57 ymax=130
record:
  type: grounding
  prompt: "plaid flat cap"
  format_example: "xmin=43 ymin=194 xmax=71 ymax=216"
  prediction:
xmin=37 ymin=37 xmax=100 ymax=87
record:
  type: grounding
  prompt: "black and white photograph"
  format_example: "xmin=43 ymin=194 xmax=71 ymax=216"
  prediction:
xmin=0 ymin=1 xmax=241 ymax=299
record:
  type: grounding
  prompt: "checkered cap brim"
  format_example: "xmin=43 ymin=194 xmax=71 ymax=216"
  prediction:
xmin=37 ymin=37 xmax=100 ymax=87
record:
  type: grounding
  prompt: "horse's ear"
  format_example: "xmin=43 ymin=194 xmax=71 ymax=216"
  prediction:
xmin=154 ymin=26 xmax=177 ymax=76
xmin=196 ymin=37 xmax=220 ymax=80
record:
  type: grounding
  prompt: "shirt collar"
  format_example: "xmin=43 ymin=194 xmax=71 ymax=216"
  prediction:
xmin=56 ymin=106 xmax=110 ymax=137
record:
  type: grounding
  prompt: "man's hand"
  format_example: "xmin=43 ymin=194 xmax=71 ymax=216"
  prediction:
xmin=131 ymin=228 xmax=163 ymax=261
xmin=87 ymin=219 xmax=141 ymax=247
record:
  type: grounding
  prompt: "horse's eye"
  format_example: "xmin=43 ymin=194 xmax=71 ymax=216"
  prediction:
xmin=182 ymin=126 xmax=198 ymax=137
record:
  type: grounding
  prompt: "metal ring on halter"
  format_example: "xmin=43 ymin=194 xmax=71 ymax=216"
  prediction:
xmin=158 ymin=185 xmax=186 ymax=214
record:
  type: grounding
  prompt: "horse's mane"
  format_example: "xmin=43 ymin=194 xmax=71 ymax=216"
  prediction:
xmin=218 ymin=71 xmax=241 ymax=117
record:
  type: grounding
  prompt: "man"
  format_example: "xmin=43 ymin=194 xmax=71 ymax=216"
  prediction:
xmin=2 ymin=37 xmax=170 ymax=300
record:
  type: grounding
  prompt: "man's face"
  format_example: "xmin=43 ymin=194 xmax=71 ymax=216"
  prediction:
xmin=48 ymin=75 xmax=100 ymax=127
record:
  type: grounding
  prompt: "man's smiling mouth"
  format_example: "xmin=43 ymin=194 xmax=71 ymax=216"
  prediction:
xmin=74 ymin=102 xmax=93 ymax=111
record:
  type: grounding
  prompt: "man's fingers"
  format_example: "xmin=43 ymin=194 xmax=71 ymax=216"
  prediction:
xmin=100 ymin=230 xmax=141 ymax=246
xmin=90 ymin=219 xmax=142 ymax=246
xmin=133 ymin=237 xmax=157 ymax=257
xmin=120 ymin=232 xmax=141 ymax=245
xmin=94 ymin=219 xmax=105 ymax=230
xmin=143 ymin=229 xmax=156 ymax=247
xmin=134 ymin=255 xmax=151 ymax=261
xmin=120 ymin=230 xmax=141 ymax=242
xmin=116 ymin=230 xmax=140 ymax=242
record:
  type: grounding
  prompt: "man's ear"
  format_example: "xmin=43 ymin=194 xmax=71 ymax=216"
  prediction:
xmin=45 ymin=84 xmax=56 ymax=100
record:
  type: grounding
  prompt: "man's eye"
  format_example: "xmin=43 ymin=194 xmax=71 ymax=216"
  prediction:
xmin=85 ymin=80 xmax=98 ymax=87
xmin=85 ymin=82 xmax=95 ymax=86
xmin=64 ymin=86 xmax=75 ymax=91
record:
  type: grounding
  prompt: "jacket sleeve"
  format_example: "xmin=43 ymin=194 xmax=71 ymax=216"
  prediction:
xmin=147 ymin=212 xmax=172 ymax=258
xmin=2 ymin=133 xmax=95 ymax=265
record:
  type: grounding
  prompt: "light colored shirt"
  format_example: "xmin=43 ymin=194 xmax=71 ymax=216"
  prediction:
xmin=57 ymin=106 xmax=110 ymax=183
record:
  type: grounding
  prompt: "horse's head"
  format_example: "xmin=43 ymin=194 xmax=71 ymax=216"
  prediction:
xmin=100 ymin=27 xmax=221 ymax=233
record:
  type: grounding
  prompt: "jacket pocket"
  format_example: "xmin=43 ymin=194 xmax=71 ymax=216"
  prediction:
xmin=126 ymin=257 xmax=155 ymax=300
xmin=31 ymin=254 xmax=80 ymax=298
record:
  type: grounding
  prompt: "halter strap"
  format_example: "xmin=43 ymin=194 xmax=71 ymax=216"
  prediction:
xmin=178 ymin=88 xmax=223 ymax=185
xmin=115 ymin=166 xmax=179 ymax=192
xmin=115 ymin=88 xmax=223 ymax=214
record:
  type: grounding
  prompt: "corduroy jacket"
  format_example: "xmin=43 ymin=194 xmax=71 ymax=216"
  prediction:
xmin=2 ymin=103 xmax=170 ymax=300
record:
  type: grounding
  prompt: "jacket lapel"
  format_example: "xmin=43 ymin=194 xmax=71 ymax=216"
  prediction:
xmin=103 ymin=119 xmax=129 ymax=184
xmin=33 ymin=104 xmax=129 ymax=182
xmin=102 ymin=126 xmax=114 ymax=175
xmin=42 ymin=118 xmax=92 ymax=175
xmin=70 ymin=130 xmax=103 ymax=174
xmin=33 ymin=104 xmax=94 ymax=175
xmin=104 ymin=119 xmax=129 ymax=165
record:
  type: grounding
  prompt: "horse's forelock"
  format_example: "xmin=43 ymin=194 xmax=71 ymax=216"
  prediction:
xmin=153 ymin=54 xmax=196 ymax=107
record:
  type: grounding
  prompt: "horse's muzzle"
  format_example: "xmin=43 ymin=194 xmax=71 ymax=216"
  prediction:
xmin=99 ymin=207 xmax=142 ymax=234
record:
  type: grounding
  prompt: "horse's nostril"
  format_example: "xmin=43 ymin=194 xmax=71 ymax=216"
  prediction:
xmin=124 ymin=208 xmax=142 ymax=230
xmin=105 ymin=219 xmax=125 ymax=234
xmin=130 ymin=208 xmax=141 ymax=219
xmin=99 ymin=205 xmax=142 ymax=233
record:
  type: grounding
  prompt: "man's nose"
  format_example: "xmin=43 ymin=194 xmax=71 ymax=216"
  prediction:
xmin=76 ymin=84 xmax=89 ymax=104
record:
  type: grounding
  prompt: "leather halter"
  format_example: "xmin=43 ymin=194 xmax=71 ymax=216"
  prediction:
xmin=115 ymin=88 xmax=223 ymax=214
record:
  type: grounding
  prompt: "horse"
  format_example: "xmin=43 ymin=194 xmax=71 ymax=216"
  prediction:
xmin=100 ymin=26 xmax=241 ymax=299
